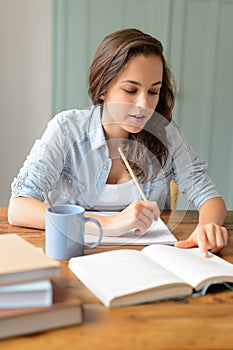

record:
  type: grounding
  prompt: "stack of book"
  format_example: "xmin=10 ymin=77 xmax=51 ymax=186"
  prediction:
xmin=0 ymin=234 xmax=83 ymax=339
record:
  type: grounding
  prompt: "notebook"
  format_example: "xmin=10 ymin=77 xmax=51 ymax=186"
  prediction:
xmin=85 ymin=212 xmax=177 ymax=245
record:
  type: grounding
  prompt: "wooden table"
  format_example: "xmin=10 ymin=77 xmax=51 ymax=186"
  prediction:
xmin=0 ymin=207 xmax=233 ymax=350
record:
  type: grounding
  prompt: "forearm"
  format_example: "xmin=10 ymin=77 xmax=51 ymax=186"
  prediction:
xmin=8 ymin=197 xmax=47 ymax=229
xmin=198 ymin=196 xmax=227 ymax=226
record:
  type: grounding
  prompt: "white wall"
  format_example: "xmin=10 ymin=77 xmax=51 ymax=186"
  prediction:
xmin=0 ymin=0 xmax=52 ymax=206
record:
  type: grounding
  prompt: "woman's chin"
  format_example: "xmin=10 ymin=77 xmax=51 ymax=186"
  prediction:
xmin=123 ymin=123 xmax=144 ymax=134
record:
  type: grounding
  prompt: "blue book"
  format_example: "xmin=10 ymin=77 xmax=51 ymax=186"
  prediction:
xmin=0 ymin=280 xmax=52 ymax=308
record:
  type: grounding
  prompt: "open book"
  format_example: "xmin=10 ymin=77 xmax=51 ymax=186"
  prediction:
xmin=85 ymin=212 xmax=177 ymax=245
xmin=69 ymin=244 xmax=233 ymax=307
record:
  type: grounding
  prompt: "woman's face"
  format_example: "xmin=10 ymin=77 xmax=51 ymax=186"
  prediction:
xmin=102 ymin=54 xmax=163 ymax=139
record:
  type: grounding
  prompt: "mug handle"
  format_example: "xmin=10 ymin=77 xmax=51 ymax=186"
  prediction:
xmin=83 ymin=217 xmax=103 ymax=249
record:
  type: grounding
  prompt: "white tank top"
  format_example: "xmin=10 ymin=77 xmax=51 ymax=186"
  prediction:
xmin=93 ymin=180 xmax=140 ymax=211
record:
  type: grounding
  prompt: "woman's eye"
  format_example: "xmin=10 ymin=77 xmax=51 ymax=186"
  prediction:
xmin=124 ymin=89 xmax=136 ymax=94
xmin=123 ymin=88 xmax=159 ymax=95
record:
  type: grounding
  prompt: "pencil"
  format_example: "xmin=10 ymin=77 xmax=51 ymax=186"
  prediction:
xmin=118 ymin=146 xmax=147 ymax=201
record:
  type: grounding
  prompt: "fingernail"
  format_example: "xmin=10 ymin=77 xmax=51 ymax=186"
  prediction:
xmin=202 ymin=251 xmax=208 ymax=258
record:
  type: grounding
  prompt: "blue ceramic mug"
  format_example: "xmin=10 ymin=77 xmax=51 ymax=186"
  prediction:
xmin=46 ymin=204 xmax=103 ymax=260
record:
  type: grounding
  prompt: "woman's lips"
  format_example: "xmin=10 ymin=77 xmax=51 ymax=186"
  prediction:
xmin=128 ymin=114 xmax=147 ymax=123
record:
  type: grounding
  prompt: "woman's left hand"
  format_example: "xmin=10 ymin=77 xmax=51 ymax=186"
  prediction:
xmin=175 ymin=223 xmax=228 ymax=257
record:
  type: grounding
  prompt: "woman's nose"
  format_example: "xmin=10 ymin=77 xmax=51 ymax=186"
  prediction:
xmin=136 ymin=93 xmax=149 ymax=109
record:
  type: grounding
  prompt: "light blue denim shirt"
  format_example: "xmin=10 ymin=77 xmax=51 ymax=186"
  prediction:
xmin=11 ymin=105 xmax=221 ymax=210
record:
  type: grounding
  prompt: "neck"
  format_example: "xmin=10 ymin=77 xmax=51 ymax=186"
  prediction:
xmin=105 ymin=138 xmax=125 ymax=160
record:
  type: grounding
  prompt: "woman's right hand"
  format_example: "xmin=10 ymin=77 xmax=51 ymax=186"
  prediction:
xmin=86 ymin=200 xmax=160 ymax=237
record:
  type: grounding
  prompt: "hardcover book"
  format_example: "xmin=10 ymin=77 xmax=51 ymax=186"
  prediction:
xmin=0 ymin=281 xmax=83 ymax=339
xmin=0 ymin=234 xmax=60 ymax=286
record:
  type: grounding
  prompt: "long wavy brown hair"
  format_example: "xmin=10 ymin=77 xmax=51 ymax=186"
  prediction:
xmin=88 ymin=28 xmax=176 ymax=182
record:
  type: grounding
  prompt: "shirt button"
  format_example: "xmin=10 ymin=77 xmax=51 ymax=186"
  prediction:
xmin=103 ymin=165 xmax=108 ymax=171
xmin=68 ymin=179 xmax=72 ymax=184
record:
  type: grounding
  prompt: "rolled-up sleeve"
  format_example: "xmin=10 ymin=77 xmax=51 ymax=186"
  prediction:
xmin=11 ymin=114 xmax=68 ymax=201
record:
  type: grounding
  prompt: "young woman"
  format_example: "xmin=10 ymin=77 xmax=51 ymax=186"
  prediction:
xmin=8 ymin=28 xmax=227 ymax=257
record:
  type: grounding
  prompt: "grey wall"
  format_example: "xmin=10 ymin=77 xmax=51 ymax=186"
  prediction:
xmin=0 ymin=0 xmax=52 ymax=206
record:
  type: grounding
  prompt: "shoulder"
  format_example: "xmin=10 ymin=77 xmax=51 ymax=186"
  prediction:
xmin=46 ymin=105 xmax=101 ymax=136
xmin=53 ymin=105 xmax=96 ymax=127
xmin=38 ymin=105 xmax=101 ymax=146
xmin=165 ymin=119 xmax=185 ymax=138
xmin=165 ymin=119 xmax=208 ymax=168
xmin=164 ymin=119 xmax=190 ymax=151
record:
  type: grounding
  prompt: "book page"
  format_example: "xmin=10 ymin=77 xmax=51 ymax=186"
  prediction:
xmin=69 ymin=249 xmax=191 ymax=307
xmin=142 ymin=244 xmax=233 ymax=291
xmin=85 ymin=212 xmax=177 ymax=245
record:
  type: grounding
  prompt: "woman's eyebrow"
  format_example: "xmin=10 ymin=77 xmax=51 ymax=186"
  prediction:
xmin=121 ymin=79 xmax=162 ymax=86
xmin=152 ymin=81 xmax=162 ymax=86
